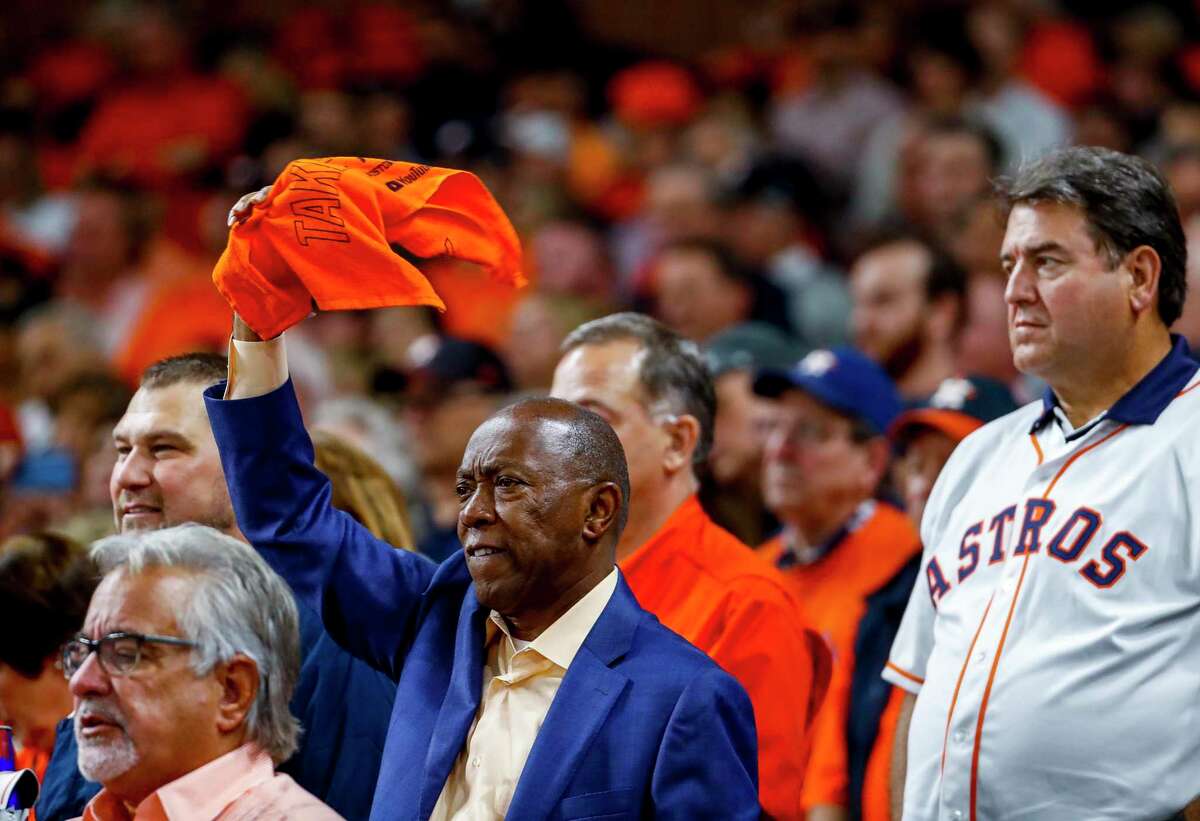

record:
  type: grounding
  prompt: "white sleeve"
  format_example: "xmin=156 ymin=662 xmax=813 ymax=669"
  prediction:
xmin=224 ymin=334 xmax=289 ymax=399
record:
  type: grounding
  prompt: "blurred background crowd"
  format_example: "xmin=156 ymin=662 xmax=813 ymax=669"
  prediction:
xmin=4 ymin=0 xmax=1200 ymax=549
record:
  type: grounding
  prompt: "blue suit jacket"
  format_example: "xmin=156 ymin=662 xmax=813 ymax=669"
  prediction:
xmin=36 ymin=596 xmax=395 ymax=821
xmin=205 ymin=380 xmax=760 ymax=820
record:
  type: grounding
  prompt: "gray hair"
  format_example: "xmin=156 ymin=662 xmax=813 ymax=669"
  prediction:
xmin=90 ymin=525 xmax=301 ymax=763
xmin=561 ymin=312 xmax=715 ymax=473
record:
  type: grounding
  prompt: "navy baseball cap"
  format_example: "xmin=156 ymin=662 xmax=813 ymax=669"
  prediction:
xmin=889 ymin=375 xmax=1018 ymax=444
xmin=753 ymin=346 xmax=902 ymax=435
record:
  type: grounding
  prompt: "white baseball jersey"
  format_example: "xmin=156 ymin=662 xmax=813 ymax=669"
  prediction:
xmin=884 ymin=338 xmax=1200 ymax=821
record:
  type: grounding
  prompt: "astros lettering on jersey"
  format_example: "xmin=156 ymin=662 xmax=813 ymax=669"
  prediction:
xmin=884 ymin=336 xmax=1200 ymax=821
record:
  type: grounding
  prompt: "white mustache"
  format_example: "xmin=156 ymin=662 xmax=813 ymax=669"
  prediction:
xmin=75 ymin=699 xmax=128 ymax=733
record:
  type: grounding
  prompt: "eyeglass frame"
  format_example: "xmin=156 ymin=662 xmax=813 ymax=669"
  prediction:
xmin=61 ymin=632 xmax=200 ymax=679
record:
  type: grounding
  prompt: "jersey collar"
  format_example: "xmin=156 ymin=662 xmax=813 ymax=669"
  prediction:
xmin=1029 ymin=334 xmax=1199 ymax=434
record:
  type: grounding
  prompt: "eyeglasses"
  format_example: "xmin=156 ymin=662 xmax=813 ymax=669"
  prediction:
xmin=62 ymin=632 xmax=199 ymax=679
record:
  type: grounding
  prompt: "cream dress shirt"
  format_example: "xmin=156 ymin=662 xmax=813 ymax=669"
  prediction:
xmin=430 ymin=569 xmax=618 ymax=820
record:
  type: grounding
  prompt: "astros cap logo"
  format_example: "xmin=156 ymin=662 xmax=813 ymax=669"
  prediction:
xmin=799 ymin=349 xmax=837 ymax=376
xmin=929 ymin=377 xmax=977 ymax=410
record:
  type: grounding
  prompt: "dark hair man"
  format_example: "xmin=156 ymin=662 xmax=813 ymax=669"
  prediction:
xmin=203 ymin=319 xmax=761 ymax=818
xmin=850 ymin=234 xmax=968 ymax=401
xmin=552 ymin=312 xmax=824 ymax=820
xmin=887 ymin=146 xmax=1200 ymax=821
xmin=36 ymin=354 xmax=394 ymax=821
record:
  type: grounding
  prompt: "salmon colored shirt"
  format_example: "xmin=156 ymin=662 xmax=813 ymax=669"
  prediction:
xmin=74 ymin=743 xmax=340 ymax=821
xmin=758 ymin=500 xmax=921 ymax=816
xmin=621 ymin=495 xmax=821 ymax=821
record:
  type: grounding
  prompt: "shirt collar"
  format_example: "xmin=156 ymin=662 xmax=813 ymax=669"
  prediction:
xmin=83 ymin=744 xmax=275 ymax=821
xmin=778 ymin=500 xmax=875 ymax=569
xmin=1029 ymin=334 xmax=1199 ymax=434
xmin=486 ymin=567 xmax=619 ymax=670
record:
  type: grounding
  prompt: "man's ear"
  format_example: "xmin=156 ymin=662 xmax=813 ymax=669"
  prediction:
xmin=661 ymin=414 xmax=701 ymax=475
xmin=1125 ymin=245 xmax=1162 ymax=317
xmin=582 ymin=482 xmax=622 ymax=544
xmin=214 ymin=654 xmax=259 ymax=736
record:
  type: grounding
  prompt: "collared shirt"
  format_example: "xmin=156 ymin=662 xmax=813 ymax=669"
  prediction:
xmin=75 ymin=744 xmax=340 ymax=821
xmin=623 ymin=495 xmax=817 ymax=821
xmin=430 ymin=569 xmax=618 ymax=821
xmin=885 ymin=336 xmax=1200 ymax=820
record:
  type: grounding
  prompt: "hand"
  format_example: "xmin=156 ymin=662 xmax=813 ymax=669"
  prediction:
xmin=227 ymin=186 xmax=272 ymax=227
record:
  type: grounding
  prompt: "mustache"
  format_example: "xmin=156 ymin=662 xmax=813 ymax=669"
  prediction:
xmin=75 ymin=699 xmax=129 ymax=732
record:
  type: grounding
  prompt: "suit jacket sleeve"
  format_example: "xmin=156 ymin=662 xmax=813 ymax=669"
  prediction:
xmin=205 ymin=378 xmax=437 ymax=679
xmin=651 ymin=667 xmax=761 ymax=819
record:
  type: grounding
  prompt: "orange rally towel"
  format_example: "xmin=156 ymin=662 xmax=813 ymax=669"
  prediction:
xmin=213 ymin=157 xmax=525 ymax=339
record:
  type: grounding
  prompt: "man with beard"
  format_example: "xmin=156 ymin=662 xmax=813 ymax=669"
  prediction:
xmin=37 ymin=353 xmax=394 ymax=821
xmin=65 ymin=525 xmax=338 ymax=819
xmin=850 ymin=235 xmax=968 ymax=402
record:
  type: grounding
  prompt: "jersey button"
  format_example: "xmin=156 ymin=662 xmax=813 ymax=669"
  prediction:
xmin=975 ymin=651 xmax=987 ymax=664
xmin=953 ymin=730 xmax=966 ymax=743
xmin=952 ymin=811 xmax=964 ymax=820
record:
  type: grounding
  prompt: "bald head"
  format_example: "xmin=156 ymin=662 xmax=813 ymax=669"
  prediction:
xmin=489 ymin=397 xmax=631 ymax=539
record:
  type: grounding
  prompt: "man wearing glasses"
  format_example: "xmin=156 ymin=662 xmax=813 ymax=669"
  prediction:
xmin=63 ymin=524 xmax=338 ymax=819
xmin=753 ymin=347 xmax=921 ymax=821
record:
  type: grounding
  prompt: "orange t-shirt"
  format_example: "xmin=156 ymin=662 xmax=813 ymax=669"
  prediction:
xmin=757 ymin=501 xmax=921 ymax=816
xmin=621 ymin=495 xmax=825 ymax=821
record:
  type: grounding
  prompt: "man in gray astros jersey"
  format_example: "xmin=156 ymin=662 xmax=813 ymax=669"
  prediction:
xmin=885 ymin=146 xmax=1200 ymax=821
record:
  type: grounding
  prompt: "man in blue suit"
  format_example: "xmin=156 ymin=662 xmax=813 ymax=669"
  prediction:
xmin=204 ymin=319 xmax=760 ymax=820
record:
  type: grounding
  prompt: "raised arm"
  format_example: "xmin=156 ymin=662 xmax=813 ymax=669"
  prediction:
xmin=204 ymin=317 xmax=437 ymax=678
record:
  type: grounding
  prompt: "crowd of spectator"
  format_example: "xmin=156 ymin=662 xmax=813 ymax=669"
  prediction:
xmin=5 ymin=0 xmax=1200 ymax=540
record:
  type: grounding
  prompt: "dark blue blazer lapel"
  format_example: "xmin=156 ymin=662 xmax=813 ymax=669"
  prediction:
xmin=507 ymin=577 xmax=642 ymax=818
xmin=418 ymin=585 xmax=488 ymax=820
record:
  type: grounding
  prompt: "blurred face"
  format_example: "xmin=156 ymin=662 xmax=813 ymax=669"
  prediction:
xmin=851 ymin=242 xmax=930 ymax=375
xmin=894 ymin=428 xmax=959 ymax=528
xmin=110 ymin=383 xmax=235 ymax=535
xmin=710 ymin=371 xmax=771 ymax=486
xmin=551 ymin=341 xmax=673 ymax=509
xmin=71 ymin=569 xmax=224 ymax=805
xmin=916 ymin=133 xmax=992 ymax=228
xmin=405 ymin=391 xmax=499 ymax=475
xmin=1001 ymin=203 xmax=1133 ymax=383
xmin=17 ymin=318 xmax=100 ymax=400
xmin=645 ymin=168 xmax=720 ymax=241
xmin=958 ymin=275 xmax=1018 ymax=382
xmin=505 ymin=297 xmax=568 ymax=390
xmin=455 ymin=413 xmax=603 ymax=627
xmin=763 ymin=391 xmax=876 ymax=522
xmin=0 ymin=660 xmax=71 ymax=752
xmin=66 ymin=191 xmax=132 ymax=280
xmin=654 ymin=249 xmax=751 ymax=342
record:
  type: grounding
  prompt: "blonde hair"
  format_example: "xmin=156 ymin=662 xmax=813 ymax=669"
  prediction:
xmin=312 ymin=429 xmax=416 ymax=551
